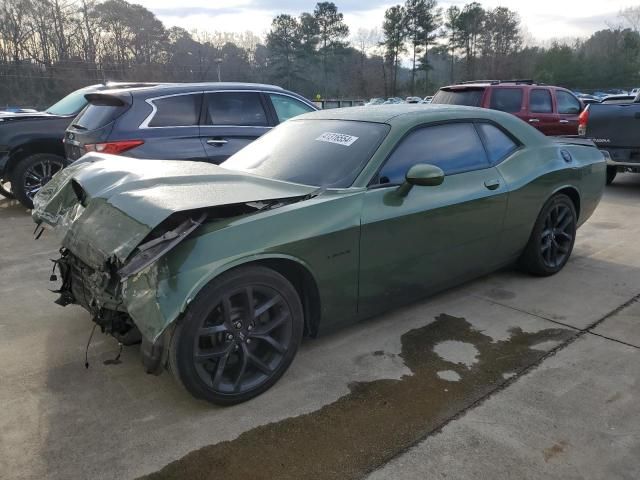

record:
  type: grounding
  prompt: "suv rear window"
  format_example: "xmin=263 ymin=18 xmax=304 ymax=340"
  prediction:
xmin=431 ymin=88 xmax=485 ymax=107
xmin=530 ymin=89 xmax=553 ymax=113
xmin=73 ymin=104 xmax=127 ymax=131
xmin=490 ymin=89 xmax=523 ymax=113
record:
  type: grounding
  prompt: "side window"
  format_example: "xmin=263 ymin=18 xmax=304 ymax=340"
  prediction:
xmin=204 ymin=92 xmax=267 ymax=126
xmin=530 ymin=89 xmax=553 ymax=113
xmin=148 ymin=94 xmax=200 ymax=127
xmin=269 ymin=94 xmax=314 ymax=122
xmin=378 ymin=123 xmax=490 ymax=185
xmin=489 ymin=88 xmax=523 ymax=113
xmin=557 ymin=91 xmax=581 ymax=114
xmin=476 ymin=123 xmax=518 ymax=165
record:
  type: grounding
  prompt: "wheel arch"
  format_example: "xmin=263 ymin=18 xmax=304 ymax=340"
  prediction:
xmin=7 ymin=139 xmax=66 ymax=175
xmin=551 ymin=185 xmax=581 ymax=221
xmin=182 ymin=254 xmax=322 ymax=339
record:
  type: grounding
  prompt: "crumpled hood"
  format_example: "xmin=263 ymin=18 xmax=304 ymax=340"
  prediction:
xmin=33 ymin=153 xmax=317 ymax=267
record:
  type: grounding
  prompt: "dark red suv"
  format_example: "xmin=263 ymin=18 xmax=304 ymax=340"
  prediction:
xmin=431 ymin=80 xmax=584 ymax=136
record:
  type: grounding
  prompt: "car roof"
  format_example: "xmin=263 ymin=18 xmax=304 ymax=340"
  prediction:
xmin=296 ymin=104 xmax=549 ymax=146
xmin=118 ymin=82 xmax=287 ymax=97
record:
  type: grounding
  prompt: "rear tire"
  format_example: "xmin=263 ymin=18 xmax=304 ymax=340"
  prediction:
xmin=12 ymin=153 xmax=65 ymax=209
xmin=169 ymin=266 xmax=304 ymax=405
xmin=519 ymin=194 xmax=577 ymax=277
xmin=606 ymin=167 xmax=617 ymax=185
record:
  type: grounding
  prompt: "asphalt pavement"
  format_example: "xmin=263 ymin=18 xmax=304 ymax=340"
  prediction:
xmin=0 ymin=174 xmax=638 ymax=480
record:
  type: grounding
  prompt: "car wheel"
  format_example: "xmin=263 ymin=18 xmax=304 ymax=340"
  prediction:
xmin=0 ymin=178 xmax=13 ymax=199
xmin=519 ymin=193 xmax=577 ymax=277
xmin=12 ymin=153 xmax=65 ymax=209
xmin=169 ymin=266 xmax=304 ymax=405
xmin=606 ymin=167 xmax=617 ymax=185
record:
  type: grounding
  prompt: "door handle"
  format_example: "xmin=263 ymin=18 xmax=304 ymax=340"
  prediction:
xmin=528 ymin=118 xmax=540 ymax=123
xmin=207 ymin=138 xmax=228 ymax=146
xmin=484 ymin=179 xmax=501 ymax=191
xmin=559 ymin=119 xmax=569 ymax=124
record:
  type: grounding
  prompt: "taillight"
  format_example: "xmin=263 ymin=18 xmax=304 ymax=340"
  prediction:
xmin=578 ymin=108 xmax=589 ymax=136
xmin=85 ymin=139 xmax=144 ymax=155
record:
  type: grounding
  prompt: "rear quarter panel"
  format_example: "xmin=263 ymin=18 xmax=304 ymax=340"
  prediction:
xmin=497 ymin=143 xmax=605 ymax=261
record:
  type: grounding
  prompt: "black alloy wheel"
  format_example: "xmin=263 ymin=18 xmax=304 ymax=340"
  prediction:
xmin=170 ymin=266 xmax=303 ymax=405
xmin=13 ymin=153 xmax=66 ymax=208
xmin=519 ymin=193 xmax=577 ymax=276
xmin=540 ymin=203 xmax=574 ymax=269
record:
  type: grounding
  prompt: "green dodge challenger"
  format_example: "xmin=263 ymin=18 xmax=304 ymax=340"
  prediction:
xmin=33 ymin=105 xmax=606 ymax=404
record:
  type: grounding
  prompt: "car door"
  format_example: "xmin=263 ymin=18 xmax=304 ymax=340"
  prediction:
xmin=527 ymin=88 xmax=558 ymax=135
xmin=200 ymin=91 xmax=272 ymax=164
xmin=135 ymin=93 xmax=208 ymax=161
xmin=358 ymin=122 xmax=508 ymax=316
xmin=555 ymin=90 xmax=582 ymax=136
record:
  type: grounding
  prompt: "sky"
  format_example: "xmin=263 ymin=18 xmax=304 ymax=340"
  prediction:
xmin=141 ymin=0 xmax=636 ymax=44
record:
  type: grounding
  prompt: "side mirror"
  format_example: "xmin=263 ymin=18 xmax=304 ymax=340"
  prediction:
xmin=397 ymin=163 xmax=444 ymax=196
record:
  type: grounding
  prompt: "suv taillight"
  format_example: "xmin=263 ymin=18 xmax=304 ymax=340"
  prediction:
xmin=85 ymin=139 xmax=144 ymax=155
xmin=578 ymin=108 xmax=589 ymax=137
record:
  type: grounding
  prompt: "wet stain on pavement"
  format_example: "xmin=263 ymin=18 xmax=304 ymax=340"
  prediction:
xmin=141 ymin=314 xmax=575 ymax=480
xmin=543 ymin=440 xmax=569 ymax=462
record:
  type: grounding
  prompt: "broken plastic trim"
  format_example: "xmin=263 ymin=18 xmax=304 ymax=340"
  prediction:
xmin=118 ymin=212 xmax=206 ymax=280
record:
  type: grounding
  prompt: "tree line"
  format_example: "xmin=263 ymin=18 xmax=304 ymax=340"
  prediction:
xmin=1 ymin=0 xmax=639 ymax=108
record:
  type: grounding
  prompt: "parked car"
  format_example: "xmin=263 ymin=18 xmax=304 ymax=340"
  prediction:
xmin=0 ymin=82 xmax=158 ymax=207
xmin=405 ymin=96 xmax=422 ymax=104
xmin=631 ymin=88 xmax=639 ymax=96
xmin=365 ymin=97 xmax=385 ymax=106
xmin=600 ymin=94 xmax=636 ymax=104
xmin=423 ymin=96 xmax=433 ymax=103
xmin=576 ymin=93 xmax=600 ymax=105
xmin=64 ymin=83 xmax=317 ymax=168
xmin=579 ymin=92 xmax=640 ymax=184
xmin=431 ymin=80 xmax=585 ymax=136
xmin=383 ymin=97 xmax=404 ymax=104
xmin=34 ymin=104 xmax=606 ymax=405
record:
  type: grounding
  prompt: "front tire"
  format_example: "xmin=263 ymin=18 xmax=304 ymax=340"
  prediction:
xmin=12 ymin=153 xmax=65 ymax=209
xmin=519 ymin=194 xmax=577 ymax=277
xmin=169 ymin=266 xmax=304 ymax=405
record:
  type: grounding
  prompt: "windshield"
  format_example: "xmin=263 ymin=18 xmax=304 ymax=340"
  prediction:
xmin=46 ymin=87 xmax=95 ymax=115
xmin=222 ymin=119 xmax=390 ymax=188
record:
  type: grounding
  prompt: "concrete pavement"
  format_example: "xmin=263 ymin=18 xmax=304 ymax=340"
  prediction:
xmin=0 ymin=173 xmax=639 ymax=479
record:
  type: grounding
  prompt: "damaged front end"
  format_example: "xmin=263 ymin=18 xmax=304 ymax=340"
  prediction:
xmin=32 ymin=154 xmax=317 ymax=373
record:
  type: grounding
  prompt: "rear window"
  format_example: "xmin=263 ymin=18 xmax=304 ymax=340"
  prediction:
xmin=432 ymin=88 xmax=485 ymax=107
xmin=149 ymin=94 xmax=200 ymax=127
xmin=73 ymin=104 xmax=127 ymax=131
xmin=490 ymin=88 xmax=523 ymax=113
xmin=476 ymin=123 xmax=518 ymax=165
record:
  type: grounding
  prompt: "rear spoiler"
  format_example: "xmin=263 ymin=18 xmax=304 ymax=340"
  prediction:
xmin=84 ymin=92 xmax=132 ymax=107
xmin=553 ymin=136 xmax=596 ymax=148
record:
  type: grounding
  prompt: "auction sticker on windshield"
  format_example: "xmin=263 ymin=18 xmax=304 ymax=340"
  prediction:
xmin=315 ymin=132 xmax=359 ymax=147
